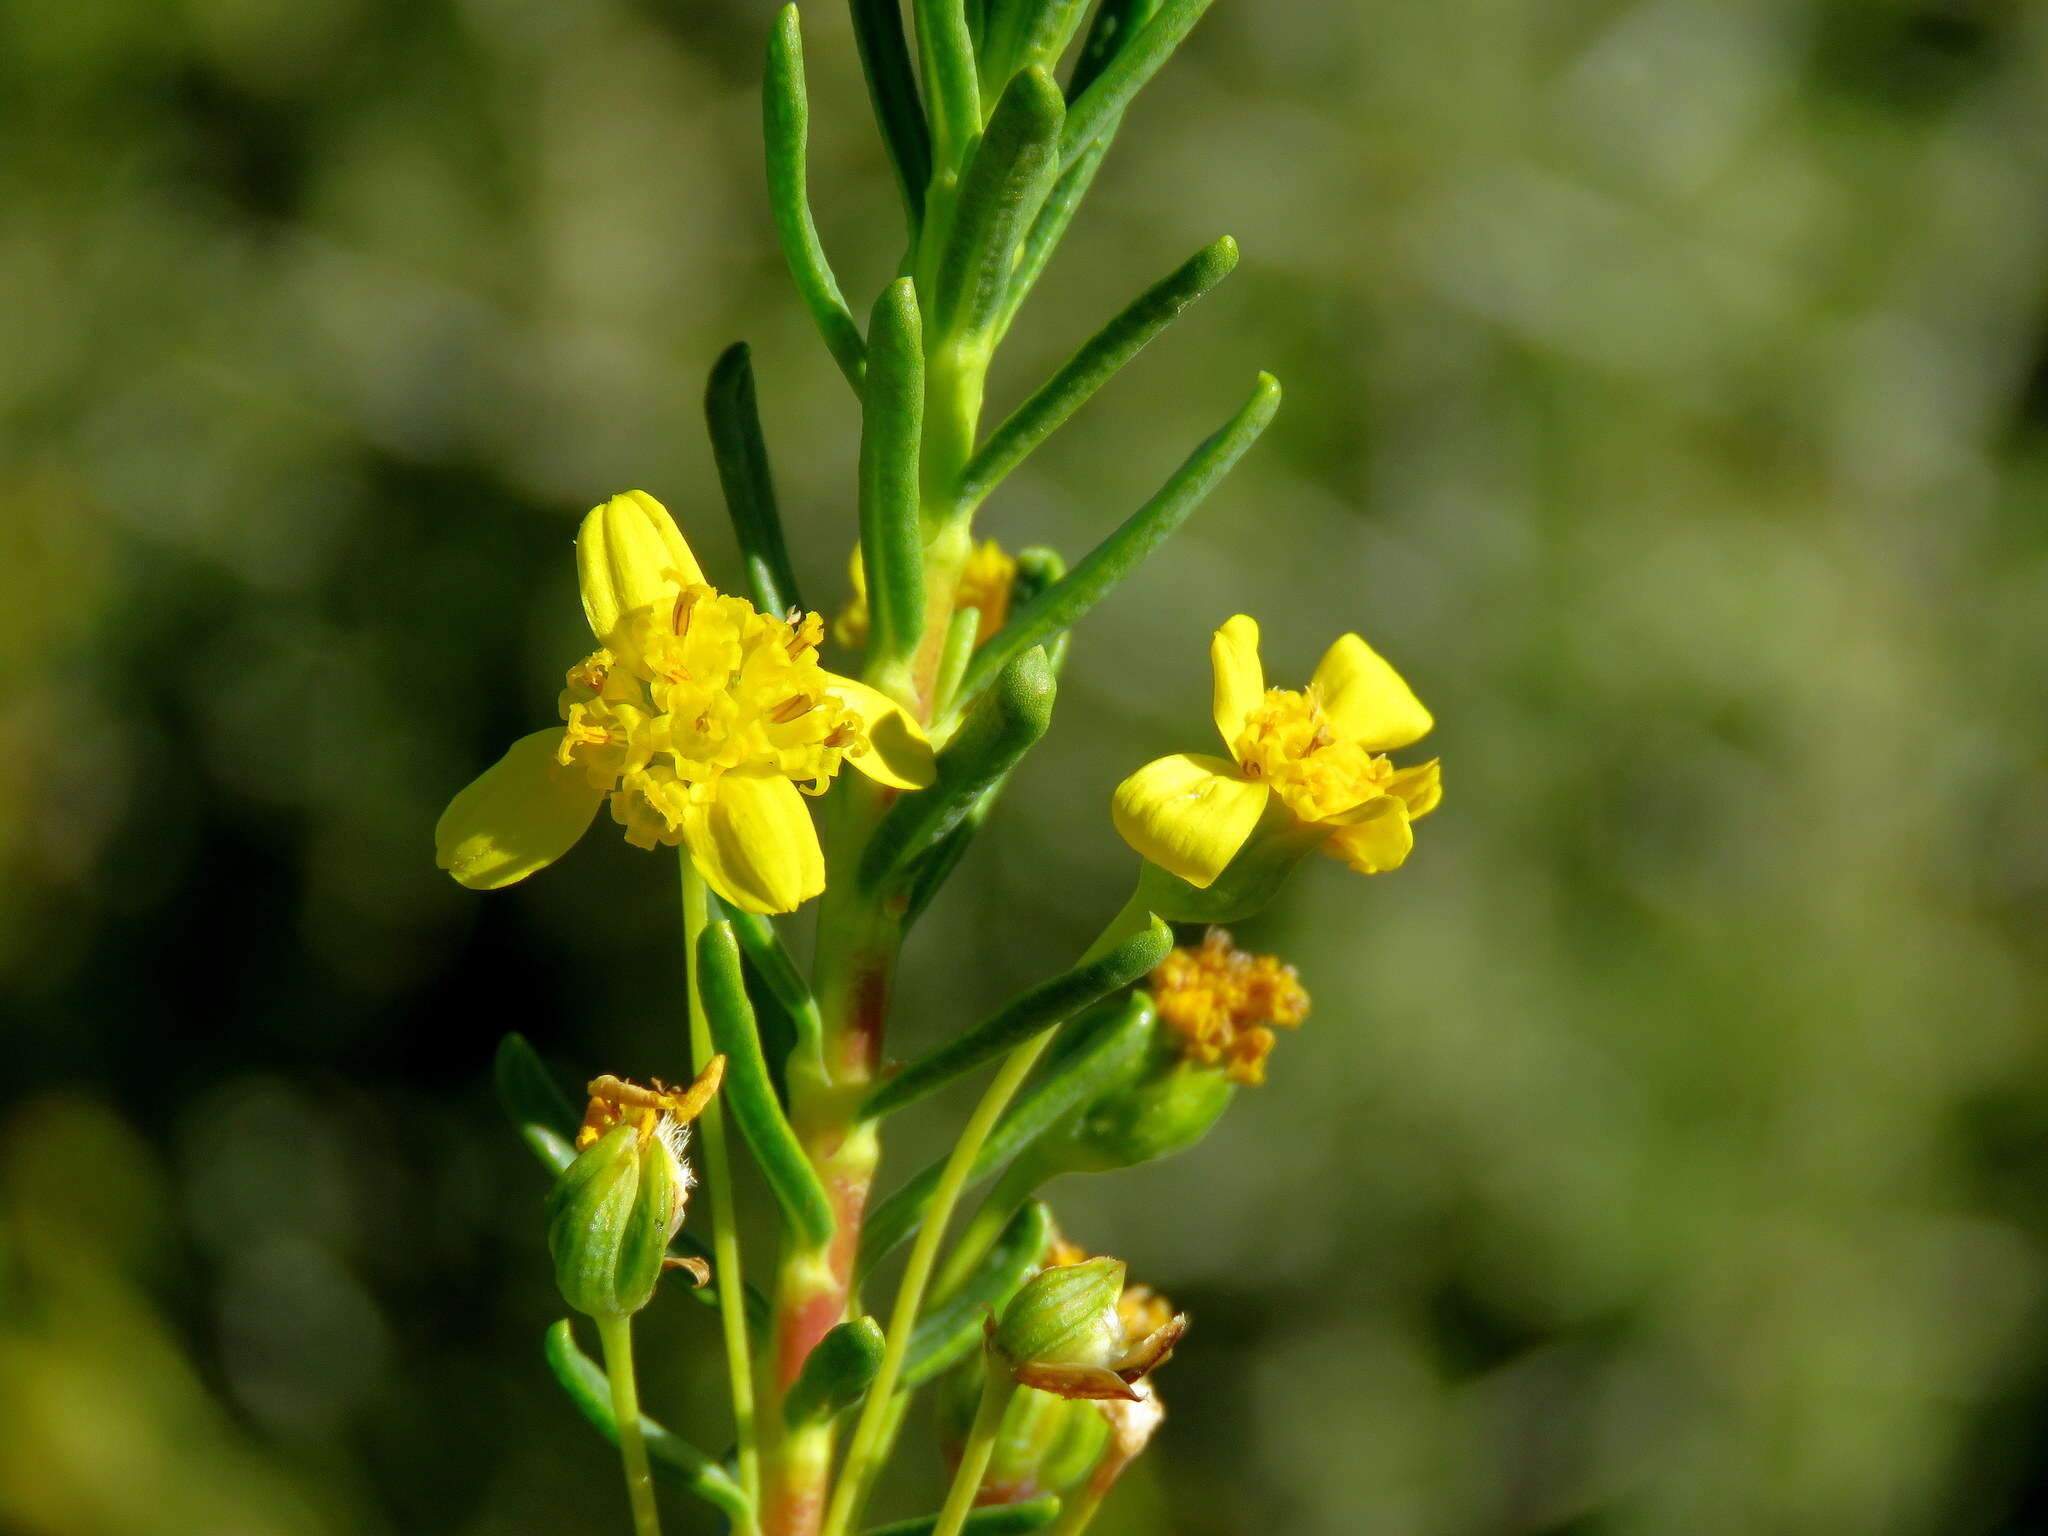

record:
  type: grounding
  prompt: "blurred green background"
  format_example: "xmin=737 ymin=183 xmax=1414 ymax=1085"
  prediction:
xmin=8 ymin=0 xmax=2048 ymax=1531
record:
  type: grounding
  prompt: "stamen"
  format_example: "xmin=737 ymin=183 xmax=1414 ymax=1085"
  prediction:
xmin=770 ymin=693 xmax=814 ymax=724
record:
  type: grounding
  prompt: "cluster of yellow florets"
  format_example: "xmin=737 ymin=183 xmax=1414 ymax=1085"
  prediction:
xmin=1232 ymin=686 xmax=1398 ymax=824
xmin=1149 ymin=928 xmax=1310 ymax=1086
xmin=555 ymin=585 xmax=868 ymax=850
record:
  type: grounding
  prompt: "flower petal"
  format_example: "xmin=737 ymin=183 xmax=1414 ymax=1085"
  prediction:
xmin=1209 ymin=614 xmax=1264 ymax=750
xmin=1111 ymin=753 xmax=1270 ymax=889
xmin=1384 ymin=758 xmax=1441 ymax=820
xmin=681 ymin=773 xmax=825 ymax=915
xmin=1309 ymin=634 xmax=1432 ymax=750
xmin=576 ymin=490 xmax=705 ymax=644
xmin=1322 ymin=795 xmax=1414 ymax=875
xmin=436 ymin=729 xmax=606 ymax=889
xmin=827 ymin=676 xmax=935 ymax=790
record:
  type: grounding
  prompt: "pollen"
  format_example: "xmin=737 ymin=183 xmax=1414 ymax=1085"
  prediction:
xmin=1232 ymin=687 xmax=1395 ymax=823
xmin=556 ymin=583 xmax=866 ymax=846
xmin=1149 ymin=929 xmax=1310 ymax=1087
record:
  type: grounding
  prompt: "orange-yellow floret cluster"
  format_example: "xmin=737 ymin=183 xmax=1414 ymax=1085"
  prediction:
xmin=1148 ymin=929 xmax=1310 ymax=1086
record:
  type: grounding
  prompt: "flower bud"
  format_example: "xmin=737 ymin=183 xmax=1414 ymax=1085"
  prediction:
xmin=990 ymin=1257 xmax=1183 ymax=1401
xmin=546 ymin=1121 xmax=686 ymax=1322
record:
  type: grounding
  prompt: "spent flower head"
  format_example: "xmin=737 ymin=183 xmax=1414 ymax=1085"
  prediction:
xmin=546 ymin=1059 xmax=725 ymax=1321
xmin=989 ymin=1255 xmax=1185 ymax=1402
xmin=1150 ymin=928 xmax=1310 ymax=1086
xmin=436 ymin=491 xmax=934 ymax=912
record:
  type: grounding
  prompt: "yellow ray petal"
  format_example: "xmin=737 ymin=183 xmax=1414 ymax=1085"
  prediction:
xmin=1322 ymin=796 xmax=1414 ymax=875
xmin=1309 ymin=634 xmax=1433 ymax=751
xmin=1111 ymin=752 xmax=1270 ymax=889
xmin=1384 ymin=758 xmax=1441 ymax=820
xmin=576 ymin=490 xmax=705 ymax=645
xmin=826 ymin=676 xmax=936 ymax=790
xmin=1210 ymin=614 xmax=1264 ymax=751
xmin=681 ymin=773 xmax=826 ymax=914
xmin=436 ymin=729 xmax=607 ymax=889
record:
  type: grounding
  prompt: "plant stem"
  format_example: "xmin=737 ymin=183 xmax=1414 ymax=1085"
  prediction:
xmin=821 ymin=896 xmax=1153 ymax=1536
xmin=932 ymin=1369 xmax=1018 ymax=1536
xmin=681 ymin=854 xmax=760 ymax=1506
xmin=595 ymin=1315 xmax=664 ymax=1536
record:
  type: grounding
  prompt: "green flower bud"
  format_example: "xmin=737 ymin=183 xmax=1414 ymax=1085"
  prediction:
xmin=545 ymin=1119 xmax=689 ymax=1322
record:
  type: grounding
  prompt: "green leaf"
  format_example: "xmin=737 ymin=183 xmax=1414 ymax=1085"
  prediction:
xmin=996 ymin=135 xmax=1109 ymax=337
xmin=898 ymin=549 xmax=1070 ymax=927
xmin=931 ymin=67 xmax=1065 ymax=346
xmin=785 ymin=1316 xmax=887 ymax=1425
xmin=1061 ymin=0 xmax=1220 ymax=172
xmin=493 ymin=1031 xmax=579 ymax=1170
xmin=953 ymin=372 xmax=1281 ymax=712
xmin=1066 ymin=0 xmax=1159 ymax=100
xmin=860 ymin=995 xmax=1153 ymax=1275
xmin=705 ymin=342 xmax=802 ymax=616
xmin=980 ymin=0 xmax=1090 ymax=95
xmin=913 ymin=0 xmax=982 ymax=169
xmin=903 ymin=1201 xmax=1053 ymax=1387
xmin=698 ymin=922 xmax=836 ymax=1248
xmin=543 ymin=1320 xmax=755 ymax=1524
xmin=862 ymin=645 xmax=1055 ymax=893
xmin=859 ymin=279 xmax=927 ymax=672
xmin=765 ymin=7 xmax=867 ymax=391
xmin=850 ymin=0 xmax=932 ymax=230
xmin=717 ymin=899 xmax=822 ymax=1067
xmin=860 ymin=917 xmax=1170 ymax=1120
xmin=962 ymin=235 xmax=1240 ymax=509
xmin=862 ymin=1495 xmax=1062 ymax=1535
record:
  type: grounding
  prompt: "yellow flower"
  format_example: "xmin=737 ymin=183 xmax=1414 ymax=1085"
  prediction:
xmin=436 ymin=491 xmax=935 ymax=913
xmin=833 ymin=538 xmax=1017 ymax=650
xmin=1112 ymin=615 xmax=1440 ymax=889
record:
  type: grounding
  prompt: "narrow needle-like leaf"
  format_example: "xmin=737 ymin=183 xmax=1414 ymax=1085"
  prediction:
xmin=766 ymin=6 xmax=867 ymax=391
xmin=860 ymin=917 xmax=1169 ymax=1120
xmin=698 ymin=922 xmax=836 ymax=1248
xmin=859 ymin=995 xmax=1154 ymax=1275
xmin=953 ymin=371 xmax=1281 ymax=711
xmin=902 ymin=1201 xmax=1053 ymax=1386
xmin=963 ymin=235 xmax=1239 ymax=508
xmin=785 ymin=1316 xmax=888 ymax=1425
xmin=849 ymin=0 xmax=933 ymax=230
xmin=544 ymin=1321 xmax=756 ymax=1524
xmin=706 ymin=342 xmax=802 ymax=616
xmin=931 ymin=67 xmax=1065 ymax=346
xmin=859 ymin=279 xmax=927 ymax=672
xmin=913 ymin=0 xmax=982 ymax=169
xmin=1061 ymin=0 xmax=1220 ymax=173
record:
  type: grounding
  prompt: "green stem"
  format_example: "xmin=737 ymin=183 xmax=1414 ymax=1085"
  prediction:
xmin=682 ymin=855 xmax=761 ymax=1505
xmin=596 ymin=1315 xmax=664 ymax=1536
xmin=820 ymin=897 xmax=1152 ymax=1536
xmin=932 ymin=1369 xmax=1019 ymax=1536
